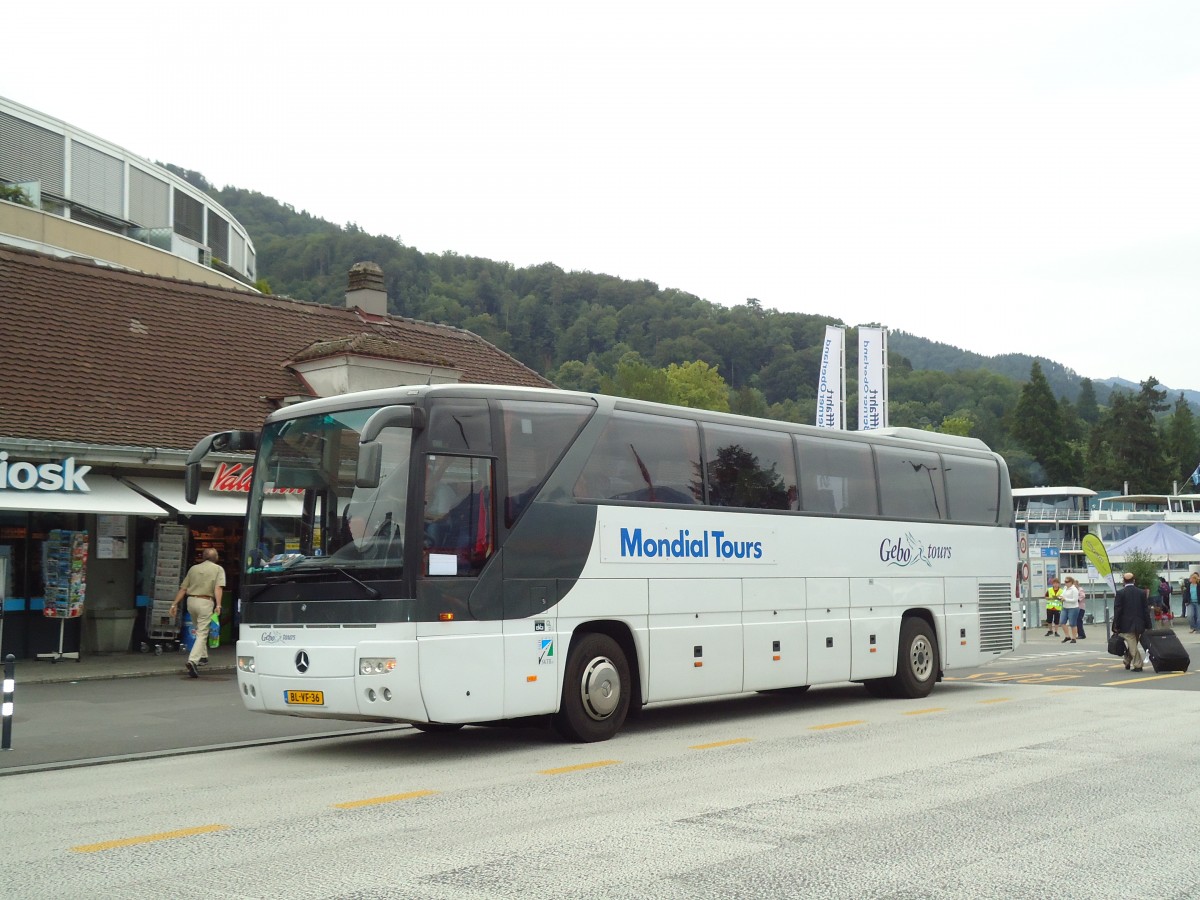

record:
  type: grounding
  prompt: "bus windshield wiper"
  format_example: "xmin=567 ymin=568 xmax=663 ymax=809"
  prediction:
xmin=334 ymin=566 xmax=381 ymax=599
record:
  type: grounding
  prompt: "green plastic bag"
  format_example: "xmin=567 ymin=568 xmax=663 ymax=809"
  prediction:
xmin=207 ymin=612 xmax=221 ymax=649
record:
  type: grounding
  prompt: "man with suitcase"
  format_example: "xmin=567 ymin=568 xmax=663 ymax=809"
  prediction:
xmin=1112 ymin=572 xmax=1152 ymax=672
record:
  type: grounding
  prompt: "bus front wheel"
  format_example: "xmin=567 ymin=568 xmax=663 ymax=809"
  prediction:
xmin=554 ymin=633 xmax=631 ymax=743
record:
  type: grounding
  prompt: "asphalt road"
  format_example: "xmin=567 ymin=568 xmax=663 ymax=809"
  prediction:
xmin=4 ymin=629 xmax=1196 ymax=774
xmin=1 ymin=669 xmax=407 ymax=773
xmin=3 ymin=678 xmax=1199 ymax=899
xmin=951 ymin=628 xmax=1200 ymax=689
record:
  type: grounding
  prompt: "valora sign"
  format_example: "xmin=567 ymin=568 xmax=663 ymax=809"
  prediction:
xmin=0 ymin=452 xmax=92 ymax=492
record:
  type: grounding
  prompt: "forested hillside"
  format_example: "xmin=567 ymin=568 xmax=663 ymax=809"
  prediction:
xmin=167 ymin=167 xmax=1200 ymax=494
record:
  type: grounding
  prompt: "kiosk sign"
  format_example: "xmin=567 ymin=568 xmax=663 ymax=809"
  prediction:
xmin=0 ymin=453 xmax=91 ymax=492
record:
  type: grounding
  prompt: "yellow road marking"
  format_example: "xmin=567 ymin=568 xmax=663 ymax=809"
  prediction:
xmin=978 ymin=697 xmax=1011 ymax=704
xmin=1102 ymin=672 xmax=1188 ymax=686
xmin=809 ymin=720 xmax=866 ymax=731
xmin=903 ymin=708 xmax=946 ymax=716
xmin=332 ymin=790 xmax=438 ymax=809
xmin=539 ymin=760 xmax=621 ymax=775
xmin=690 ymin=738 xmax=752 ymax=750
xmin=1049 ymin=687 xmax=1079 ymax=694
xmin=72 ymin=824 xmax=227 ymax=853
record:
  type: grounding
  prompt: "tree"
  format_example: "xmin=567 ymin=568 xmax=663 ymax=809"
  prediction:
xmin=1163 ymin=393 xmax=1200 ymax=489
xmin=937 ymin=415 xmax=974 ymax=437
xmin=0 ymin=183 xmax=31 ymax=205
xmin=729 ymin=386 xmax=769 ymax=419
xmin=1012 ymin=362 xmax=1074 ymax=482
xmin=600 ymin=360 xmax=670 ymax=403
xmin=1123 ymin=549 xmax=1158 ymax=593
xmin=665 ymin=360 xmax=730 ymax=412
xmin=1076 ymin=378 xmax=1100 ymax=424
xmin=1086 ymin=383 xmax=1172 ymax=492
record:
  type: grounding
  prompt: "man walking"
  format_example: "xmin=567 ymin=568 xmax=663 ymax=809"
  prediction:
xmin=1112 ymin=572 xmax=1152 ymax=672
xmin=169 ymin=547 xmax=225 ymax=678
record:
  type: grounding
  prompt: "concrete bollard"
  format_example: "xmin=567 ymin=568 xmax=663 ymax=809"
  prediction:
xmin=2 ymin=653 xmax=13 ymax=750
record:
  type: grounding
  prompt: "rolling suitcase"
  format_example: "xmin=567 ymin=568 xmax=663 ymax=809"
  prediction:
xmin=1138 ymin=628 xmax=1190 ymax=673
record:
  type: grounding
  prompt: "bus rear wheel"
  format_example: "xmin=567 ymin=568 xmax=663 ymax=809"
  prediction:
xmin=554 ymin=633 xmax=630 ymax=743
xmin=864 ymin=617 xmax=938 ymax=700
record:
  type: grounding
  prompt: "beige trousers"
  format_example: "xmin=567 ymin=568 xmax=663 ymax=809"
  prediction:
xmin=186 ymin=596 xmax=216 ymax=665
xmin=1121 ymin=632 xmax=1144 ymax=670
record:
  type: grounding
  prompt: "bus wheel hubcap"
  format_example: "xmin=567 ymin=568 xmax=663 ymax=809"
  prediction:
xmin=910 ymin=636 xmax=933 ymax=681
xmin=580 ymin=657 xmax=620 ymax=720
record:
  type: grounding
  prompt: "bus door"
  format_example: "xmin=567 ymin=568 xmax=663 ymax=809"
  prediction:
xmin=416 ymin=454 xmax=504 ymax=723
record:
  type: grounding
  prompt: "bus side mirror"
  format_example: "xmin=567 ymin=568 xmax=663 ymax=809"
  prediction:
xmin=356 ymin=442 xmax=383 ymax=489
xmin=359 ymin=405 xmax=424 ymax=443
xmin=356 ymin=405 xmax=423 ymax=488
xmin=212 ymin=430 xmax=259 ymax=453
xmin=184 ymin=430 xmax=260 ymax=503
xmin=184 ymin=463 xmax=203 ymax=505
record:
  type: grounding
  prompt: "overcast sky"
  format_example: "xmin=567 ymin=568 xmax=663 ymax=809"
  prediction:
xmin=7 ymin=1 xmax=1199 ymax=391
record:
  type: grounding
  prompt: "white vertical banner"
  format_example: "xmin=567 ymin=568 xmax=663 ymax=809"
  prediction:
xmin=815 ymin=325 xmax=845 ymax=429
xmin=857 ymin=325 xmax=889 ymax=430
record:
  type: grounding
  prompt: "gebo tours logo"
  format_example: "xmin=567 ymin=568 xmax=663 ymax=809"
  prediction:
xmin=879 ymin=532 xmax=952 ymax=568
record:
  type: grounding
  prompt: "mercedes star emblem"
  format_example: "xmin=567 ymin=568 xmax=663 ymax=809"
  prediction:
xmin=295 ymin=651 xmax=310 ymax=673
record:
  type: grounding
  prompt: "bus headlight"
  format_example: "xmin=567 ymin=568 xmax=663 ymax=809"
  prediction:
xmin=359 ymin=657 xmax=396 ymax=675
xmin=237 ymin=656 xmax=256 ymax=673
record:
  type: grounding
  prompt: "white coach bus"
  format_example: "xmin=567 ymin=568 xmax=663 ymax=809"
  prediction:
xmin=185 ymin=385 xmax=1019 ymax=742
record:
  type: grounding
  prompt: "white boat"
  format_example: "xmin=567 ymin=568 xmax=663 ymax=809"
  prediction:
xmin=1013 ymin=486 xmax=1200 ymax=612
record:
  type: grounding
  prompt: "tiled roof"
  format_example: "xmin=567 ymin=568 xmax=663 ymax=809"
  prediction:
xmin=0 ymin=246 xmax=551 ymax=451
xmin=286 ymin=333 xmax=452 ymax=367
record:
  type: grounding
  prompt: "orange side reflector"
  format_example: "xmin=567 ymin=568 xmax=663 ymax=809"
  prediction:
xmin=869 ymin=647 xmax=877 ymax=653
xmin=961 ymin=640 xmax=967 ymax=645
xmin=439 ymin=613 xmax=455 ymax=621
xmin=772 ymin=654 xmax=781 ymax=661
xmin=526 ymin=675 xmax=537 ymax=682
xmin=694 ymin=661 xmax=703 ymax=667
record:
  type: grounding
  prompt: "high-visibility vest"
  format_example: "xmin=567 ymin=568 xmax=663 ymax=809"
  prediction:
xmin=1045 ymin=587 xmax=1064 ymax=611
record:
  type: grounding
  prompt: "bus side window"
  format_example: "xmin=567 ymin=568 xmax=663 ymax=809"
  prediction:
xmin=702 ymin=423 xmax=795 ymax=510
xmin=795 ymin=434 xmax=878 ymax=516
xmin=497 ymin=399 xmax=593 ymax=526
xmin=875 ymin=446 xmax=945 ymax=520
xmin=575 ymin=410 xmax=702 ymax=505
xmin=942 ymin=453 xmax=1000 ymax=524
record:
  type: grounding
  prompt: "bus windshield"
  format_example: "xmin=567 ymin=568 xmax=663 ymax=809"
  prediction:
xmin=244 ymin=406 xmax=413 ymax=589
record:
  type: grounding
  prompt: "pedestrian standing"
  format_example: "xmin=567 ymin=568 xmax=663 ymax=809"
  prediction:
xmin=169 ymin=547 xmax=225 ymax=678
xmin=1060 ymin=576 xmax=1081 ymax=644
xmin=1076 ymin=584 xmax=1087 ymax=639
xmin=1044 ymin=578 xmax=1064 ymax=637
xmin=1158 ymin=577 xmax=1173 ymax=616
xmin=1112 ymin=572 xmax=1152 ymax=672
xmin=1186 ymin=573 xmax=1200 ymax=634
